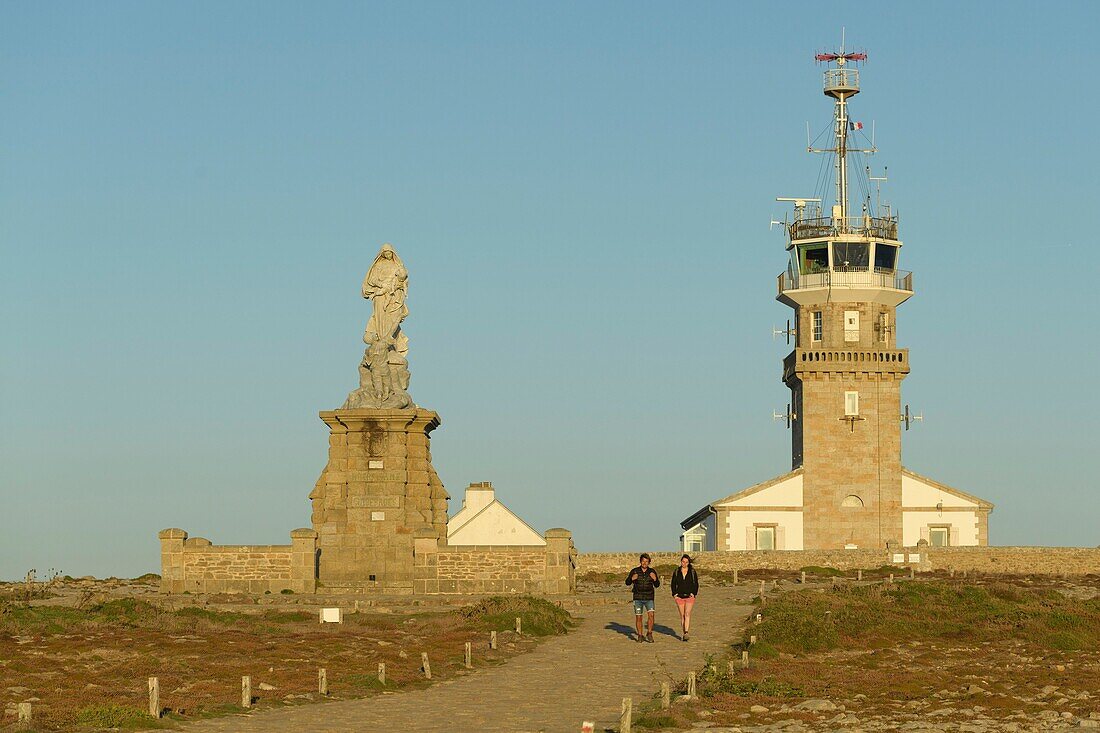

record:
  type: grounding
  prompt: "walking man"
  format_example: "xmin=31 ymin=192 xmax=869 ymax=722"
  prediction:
xmin=625 ymin=553 xmax=660 ymax=643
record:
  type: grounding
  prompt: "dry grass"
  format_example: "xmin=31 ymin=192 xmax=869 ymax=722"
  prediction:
xmin=635 ymin=578 xmax=1100 ymax=730
xmin=0 ymin=595 xmax=571 ymax=731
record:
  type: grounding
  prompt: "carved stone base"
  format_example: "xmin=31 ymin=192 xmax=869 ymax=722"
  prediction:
xmin=309 ymin=408 xmax=449 ymax=591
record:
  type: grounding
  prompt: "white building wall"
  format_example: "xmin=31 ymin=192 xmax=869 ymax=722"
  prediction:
xmin=902 ymin=474 xmax=978 ymax=508
xmin=722 ymin=475 xmax=803 ymax=508
xmin=903 ymin=510 xmax=979 ymax=547
xmin=448 ymin=502 xmax=546 ymax=546
xmin=725 ymin=511 xmax=804 ymax=551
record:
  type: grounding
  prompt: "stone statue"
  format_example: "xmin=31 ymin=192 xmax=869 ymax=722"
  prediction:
xmin=343 ymin=244 xmax=414 ymax=409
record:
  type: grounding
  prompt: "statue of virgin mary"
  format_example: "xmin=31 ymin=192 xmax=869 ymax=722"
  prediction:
xmin=343 ymin=243 xmax=414 ymax=409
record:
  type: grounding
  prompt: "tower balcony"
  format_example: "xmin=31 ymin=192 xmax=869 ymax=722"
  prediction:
xmin=788 ymin=215 xmax=897 ymax=241
xmin=777 ymin=267 xmax=912 ymax=308
xmin=783 ymin=347 xmax=910 ymax=382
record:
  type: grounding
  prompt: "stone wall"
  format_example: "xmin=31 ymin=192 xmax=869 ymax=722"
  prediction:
xmin=159 ymin=528 xmax=318 ymax=594
xmin=414 ymin=528 xmax=577 ymax=595
xmin=577 ymin=547 xmax=1100 ymax=576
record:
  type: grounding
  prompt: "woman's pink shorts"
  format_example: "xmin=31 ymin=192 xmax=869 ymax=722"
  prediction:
xmin=674 ymin=595 xmax=695 ymax=611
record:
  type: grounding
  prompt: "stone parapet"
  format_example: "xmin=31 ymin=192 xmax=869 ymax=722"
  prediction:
xmin=413 ymin=529 xmax=577 ymax=595
xmin=158 ymin=528 xmax=318 ymax=594
xmin=577 ymin=547 xmax=1100 ymax=576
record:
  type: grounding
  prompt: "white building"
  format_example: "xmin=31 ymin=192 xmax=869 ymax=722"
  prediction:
xmin=447 ymin=481 xmax=546 ymax=547
xmin=680 ymin=467 xmax=993 ymax=552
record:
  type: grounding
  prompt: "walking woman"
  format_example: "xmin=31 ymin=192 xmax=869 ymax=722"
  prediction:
xmin=670 ymin=554 xmax=699 ymax=641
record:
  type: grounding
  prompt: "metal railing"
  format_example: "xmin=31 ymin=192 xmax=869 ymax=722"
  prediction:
xmin=789 ymin=216 xmax=898 ymax=241
xmin=778 ymin=268 xmax=913 ymax=294
xmin=824 ymin=68 xmax=859 ymax=93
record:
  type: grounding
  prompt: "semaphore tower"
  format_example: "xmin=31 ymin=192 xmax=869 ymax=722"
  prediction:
xmin=774 ymin=44 xmax=912 ymax=549
xmin=680 ymin=41 xmax=992 ymax=554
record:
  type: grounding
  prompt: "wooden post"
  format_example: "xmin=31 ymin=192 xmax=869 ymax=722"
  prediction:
xmin=686 ymin=671 xmax=696 ymax=698
xmin=733 ymin=568 xmax=738 ymax=584
xmin=620 ymin=697 xmax=632 ymax=733
xmin=727 ymin=660 xmax=735 ymax=678
xmin=421 ymin=652 xmax=431 ymax=679
xmin=490 ymin=630 xmax=497 ymax=649
xmin=857 ymin=569 xmax=863 ymax=581
xmin=889 ymin=573 xmax=894 ymax=584
xmin=660 ymin=681 xmax=670 ymax=709
xmin=378 ymin=662 xmax=386 ymax=685
xmin=950 ymin=568 xmax=956 ymax=578
xmin=754 ymin=613 xmax=762 ymax=625
xmin=318 ymin=668 xmax=327 ymax=696
xmin=750 ymin=634 xmax=757 ymax=645
xmin=801 ymin=570 xmax=806 ymax=584
xmin=241 ymin=676 xmax=251 ymax=708
xmin=17 ymin=703 xmax=31 ymax=723
xmin=464 ymin=641 xmax=472 ymax=668
xmin=148 ymin=677 xmax=160 ymax=718
xmin=910 ymin=566 xmax=915 ymax=579
xmin=759 ymin=579 xmax=765 ymax=596
xmin=515 ymin=617 xmax=522 ymax=634
xmin=742 ymin=650 xmax=750 ymax=669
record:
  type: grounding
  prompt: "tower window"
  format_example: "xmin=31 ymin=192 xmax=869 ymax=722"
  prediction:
xmin=799 ymin=244 xmax=829 ymax=274
xmin=832 ymin=242 xmax=869 ymax=271
xmin=812 ymin=311 xmax=823 ymax=342
xmin=874 ymin=243 xmax=898 ymax=272
xmin=844 ymin=310 xmax=860 ymax=342
xmin=844 ymin=391 xmax=859 ymax=416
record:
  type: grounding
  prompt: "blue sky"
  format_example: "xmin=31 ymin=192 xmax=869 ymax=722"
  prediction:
xmin=2 ymin=2 xmax=1098 ymax=579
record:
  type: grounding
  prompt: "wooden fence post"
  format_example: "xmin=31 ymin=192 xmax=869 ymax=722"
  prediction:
xmin=515 ymin=617 xmax=522 ymax=634
xmin=241 ymin=676 xmax=251 ymax=708
xmin=464 ymin=641 xmax=472 ymax=669
xmin=660 ymin=681 xmax=670 ymax=709
xmin=742 ymin=650 xmax=750 ymax=669
xmin=421 ymin=652 xmax=431 ymax=679
xmin=318 ymin=668 xmax=327 ymax=696
xmin=17 ymin=703 xmax=31 ymax=723
xmin=490 ymin=630 xmax=497 ymax=649
xmin=148 ymin=677 xmax=160 ymax=718
xmin=378 ymin=662 xmax=386 ymax=685
xmin=620 ymin=697 xmax=632 ymax=733
xmin=801 ymin=570 xmax=806 ymax=584
xmin=857 ymin=569 xmax=863 ymax=581
xmin=686 ymin=671 xmax=697 ymax=699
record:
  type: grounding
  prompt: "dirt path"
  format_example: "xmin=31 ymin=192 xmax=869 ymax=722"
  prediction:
xmin=172 ymin=586 xmax=754 ymax=733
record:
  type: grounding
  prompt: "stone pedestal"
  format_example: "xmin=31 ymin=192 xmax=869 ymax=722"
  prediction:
xmin=309 ymin=408 xmax=449 ymax=593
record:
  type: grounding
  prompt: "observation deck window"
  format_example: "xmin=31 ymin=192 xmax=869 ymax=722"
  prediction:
xmin=832 ymin=242 xmax=869 ymax=272
xmin=799 ymin=243 xmax=829 ymax=274
xmin=874 ymin=243 xmax=898 ymax=273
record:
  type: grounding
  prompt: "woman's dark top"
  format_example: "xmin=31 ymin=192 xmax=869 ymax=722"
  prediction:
xmin=670 ymin=566 xmax=699 ymax=598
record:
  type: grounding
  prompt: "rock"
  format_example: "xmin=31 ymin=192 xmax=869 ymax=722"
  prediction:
xmin=966 ymin=685 xmax=986 ymax=695
xmin=5 ymin=687 xmax=30 ymax=695
xmin=691 ymin=724 xmax=715 ymax=729
xmin=794 ymin=699 xmax=837 ymax=712
xmin=398 ymin=650 xmax=408 ymax=658
xmin=377 ymin=640 xmax=392 ymax=646
xmin=1079 ymin=721 xmax=1100 ymax=729
xmin=258 ymin=683 xmax=276 ymax=691
xmin=750 ymin=704 xmax=769 ymax=714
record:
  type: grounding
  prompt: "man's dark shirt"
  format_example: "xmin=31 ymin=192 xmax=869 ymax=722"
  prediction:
xmin=625 ymin=565 xmax=660 ymax=601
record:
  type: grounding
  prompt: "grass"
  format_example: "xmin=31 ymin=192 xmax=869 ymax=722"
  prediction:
xmin=457 ymin=595 xmax=573 ymax=636
xmin=72 ymin=704 xmax=160 ymax=729
xmin=751 ymin=580 xmax=1100 ymax=654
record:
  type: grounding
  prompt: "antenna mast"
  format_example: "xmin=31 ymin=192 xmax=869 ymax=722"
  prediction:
xmin=814 ymin=36 xmax=869 ymax=230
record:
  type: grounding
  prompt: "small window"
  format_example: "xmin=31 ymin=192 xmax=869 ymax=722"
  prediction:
xmin=755 ymin=526 xmax=775 ymax=551
xmin=841 ymin=494 xmax=864 ymax=508
xmin=799 ymin=244 xmax=829 ymax=274
xmin=879 ymin=312 xmax=890 ymax=343
xmin=844 ymin=391 xmax=859 ymax=416
xmin=874 ymin=243 xmax=898 ymax=272
xmin=812 ymin=311 xmax=823 ymax=342
xmin=844 ymin=310 xmax=860 ymax=342
xmin=832 ymin=242 xmax=869 ymax=271
xmin=689 ymin=541 xmax=702 ymax=553
xmin=929 ymin=527 xmax=950 ymax=547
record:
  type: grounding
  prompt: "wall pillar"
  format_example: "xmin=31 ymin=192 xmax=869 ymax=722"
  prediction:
xmin=289 ymin=528 xmax=318 ymax=593
xmin=543 ymin=528 xmax=576 ymax=594
xmin=158 ymin=528 xmax=187 ymax=594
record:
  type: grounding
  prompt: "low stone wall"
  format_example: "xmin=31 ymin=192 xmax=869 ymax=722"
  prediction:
xmin=413 ymin=528 xmax=577 ymax=595
xmin=577 ymin=546 xmax=1100 ymax=577
xmin=159 ymin=528 xmax=318 ymax=594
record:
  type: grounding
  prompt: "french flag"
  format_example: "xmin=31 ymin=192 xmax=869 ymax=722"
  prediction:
xmin=849 ymin=121 xmax=864 ymax=131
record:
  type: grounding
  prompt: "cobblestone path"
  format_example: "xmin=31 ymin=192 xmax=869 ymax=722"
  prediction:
xmin=179 ymin=586 xmax=754 ymax=732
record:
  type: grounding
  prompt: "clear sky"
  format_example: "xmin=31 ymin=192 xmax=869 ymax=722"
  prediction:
xmin=2 ymin=2 xmax=1098 ymax=580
